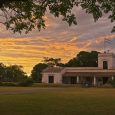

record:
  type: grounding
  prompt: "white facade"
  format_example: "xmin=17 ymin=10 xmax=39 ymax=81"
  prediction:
xmin=42 ymin=73 xmax=62 ymax=84
xmin=98 ymin=53 xmax=115 ymax=69
xmin=42 ymin=52 xmax=115 ymax=86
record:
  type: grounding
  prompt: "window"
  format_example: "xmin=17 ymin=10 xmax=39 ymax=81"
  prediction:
xmin=48 ymin=76 xmax=54 ymax=83
xmin=103 ymin=61 xmax=108 ymax=69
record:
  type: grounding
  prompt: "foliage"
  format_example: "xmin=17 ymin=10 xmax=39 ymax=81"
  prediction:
xmin=0 ymin=63 xmax=6 ymax=80
xmin=19 ymin=78 xmax=34 ymax=86
xmin=31 ymin=63 xmax=48 ymax=82
xmin=0 ymin=79 xmax=33 ymax=87
xmin=108 ymin=77 xmax=115 ymax=87
xmin=43 ymin=57 xmax=61 ymax=66
xmin=0 ymin=63 xmax=27 ymax=82
xmin=31 ymin=51 xmax=99 ymax=82
xmin=5 ymin=65 xmax=26 ymax=82
xmin=0 ymin=82 xmax=18 ymax=86
xmin=65 ymin=51 xmax=99 ymax=67
xmin=0 ymin=0 xmax=114 ymax=33
xmin=31 ymin=58 xmax=64 ymax=82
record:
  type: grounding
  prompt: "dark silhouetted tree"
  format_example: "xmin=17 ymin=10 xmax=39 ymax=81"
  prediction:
xmin=43 ymin=57 xmax=61 ymax=67
xmin=65 ymin=51 xmax=99 ymax=67
xmin=0 ymin=63 xmax=6 ymax=81
xmin=31 ymin=63 xmax=48 ymax=82
xmin=0 ymin=0 xmax=114 ymax=33
xmin=4 ymin=65 xmax=27 ymax=82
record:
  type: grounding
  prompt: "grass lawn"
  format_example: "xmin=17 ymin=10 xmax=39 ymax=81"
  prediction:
xmin=0 ymin=87 xmax=115 ymax=115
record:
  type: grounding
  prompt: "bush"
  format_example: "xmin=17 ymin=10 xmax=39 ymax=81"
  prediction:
xmin=108 ymin=77 xmax=115 ymax=87
xmin=0 ymin=81 xmax=3 ymax=86
xmin=0 ymin=78 xmax=33 ymax=87
xmin=19 ymin=78 xmax=33 ymax=86
xmin=0 ymin=82 xmax=18 ymax=86
xmin=101 ymin=84 xmax=113 ymax=88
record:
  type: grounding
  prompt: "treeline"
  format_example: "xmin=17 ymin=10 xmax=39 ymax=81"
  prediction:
xmin=31 ymin=51 xmax=99 ymax=82
xmin=0 ymin=50 xmax=115 ymax=87
xmin=0 ymin=51 xmax=99 ymax=84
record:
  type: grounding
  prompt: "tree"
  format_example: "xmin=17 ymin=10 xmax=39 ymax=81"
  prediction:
xmin=65 ymin=57 xmax=78 ymax=67
xmin=0 ymin=63 xmax=6 ymax=81
xmin=0 ymin=63 xmax=27 ymax=82
xmin=0 ymin=0 xmax=114 ymax=33
xmin=65 ymin=51 xmax=99 ymax=67
xmin=43 ymin=57 xmax=61 ymax=66
xmin=5 ymin=65 xmax=27 ymax=82
xmin=31 ymin=51 xmax=99 ymax=82
xmin=31 ymin=63 xmax=48 ymax=82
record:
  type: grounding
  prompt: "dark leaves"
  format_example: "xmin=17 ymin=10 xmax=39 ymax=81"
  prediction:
xmin=0 ymin=0 xmax=115 ymax=33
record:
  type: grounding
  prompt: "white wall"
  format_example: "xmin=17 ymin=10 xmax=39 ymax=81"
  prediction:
xmin=42 ymin=73 xmax=62 ymax=84
xmin=42 ymin=73 xmax=49 ymax=83
xmin=112 ymin=56 xmax=115 ymax=69
xmin=98 ymin=53 xmax=115 ymax=69
xmin=54 ymin=73 xmax=62 ymax=84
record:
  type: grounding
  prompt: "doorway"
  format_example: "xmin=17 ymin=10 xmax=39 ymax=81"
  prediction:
xmin=48 ymin=76 xmax=54 ymax=83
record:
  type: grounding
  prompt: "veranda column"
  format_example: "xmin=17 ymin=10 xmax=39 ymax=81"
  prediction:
xmin=112 ymin=76 xmax=114 ymax=80
xmin=77 ymin=76 xmax=79 ymax=84
xmin=93 ymin=76 xmax=96 ymax=86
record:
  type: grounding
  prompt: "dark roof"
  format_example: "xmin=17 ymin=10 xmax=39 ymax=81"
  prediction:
xmin=63 ymin=72 xmax=115 ymax=77
xmin=42 ymin=67 xmax=64 ymax=73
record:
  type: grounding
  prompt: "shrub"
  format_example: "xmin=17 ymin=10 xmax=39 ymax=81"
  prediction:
xmin=101 ymin=84 xmax=113 ymax=88
xmin=0 ymin=81 xmax=3 ymax=86
xmin=108 ymin=77 xmax=115 ymax=87
xmin=0 ymin=82 xmax=18 ymax=86
xmin=19 ymin=78 xmax=33 ymax=86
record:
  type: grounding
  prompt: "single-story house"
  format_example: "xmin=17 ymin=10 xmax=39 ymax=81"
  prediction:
xmin=42 ymin=52 xmax=115 ymax=86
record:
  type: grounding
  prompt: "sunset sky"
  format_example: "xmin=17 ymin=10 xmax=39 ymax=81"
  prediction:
xmin=0 ymin=7 xmax=115 ymax=75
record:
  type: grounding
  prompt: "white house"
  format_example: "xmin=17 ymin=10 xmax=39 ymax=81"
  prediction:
xmin=42 ymin=52 xmax=115 ymax=86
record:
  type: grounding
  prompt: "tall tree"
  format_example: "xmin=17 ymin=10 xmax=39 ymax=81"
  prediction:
xmin=31 ymin=63 xmax=48 ymax=82
xmin=65 ymin=51 xmax=99 ymax=67
xmin=0 ymin=0 xmax=114 ymax=33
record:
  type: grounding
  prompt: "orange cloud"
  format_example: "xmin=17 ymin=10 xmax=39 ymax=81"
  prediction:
xmin=0 ymin=36 xmax=91 ymax=74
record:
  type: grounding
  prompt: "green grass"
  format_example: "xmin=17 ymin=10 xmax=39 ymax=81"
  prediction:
xmin=0 ymin=87 xmax=115 ymax=115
